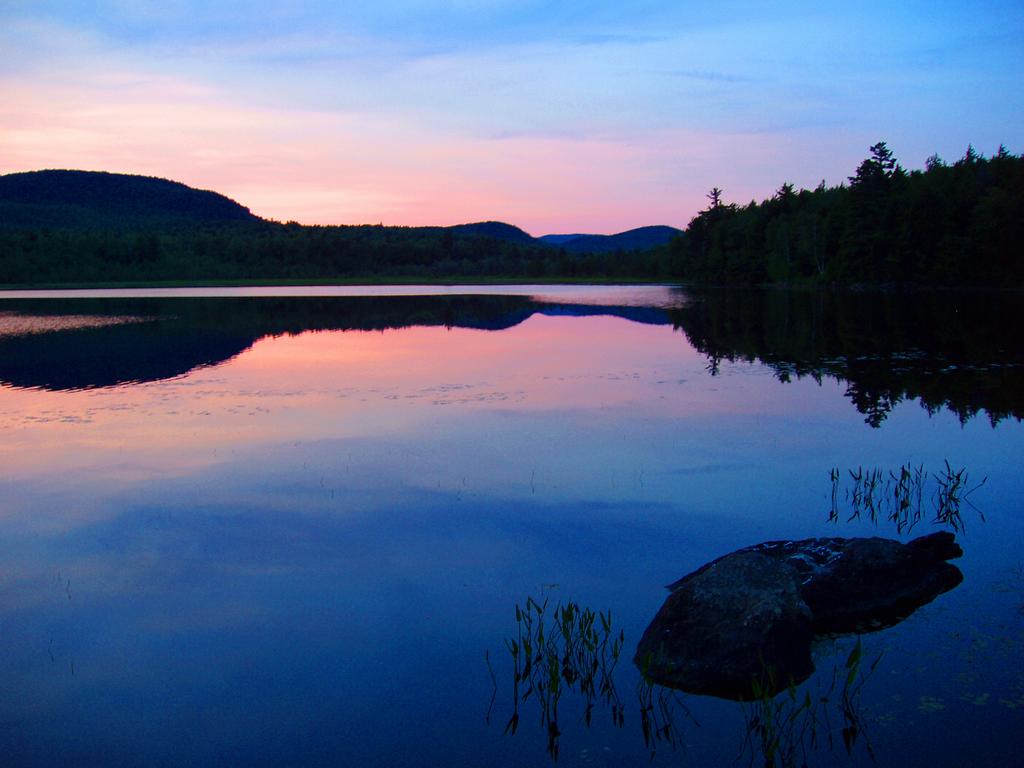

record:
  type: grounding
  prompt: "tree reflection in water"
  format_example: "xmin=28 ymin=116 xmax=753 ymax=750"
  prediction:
xmin=668 ymin=288 xmax=1024 ymax=428
xmin=2 ymin=288 xmax=1022 ymax=429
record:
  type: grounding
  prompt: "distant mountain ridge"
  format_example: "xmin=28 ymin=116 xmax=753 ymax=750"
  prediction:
xmin=0 ymin=170 xmax=257 ymax=229
xmin=446 ymin=223 xmax=682 ymax=252
xmin=538 ymin=226 xmax=682 ymax=253
xmin=1 ymin=171 xmax=678 ymax=253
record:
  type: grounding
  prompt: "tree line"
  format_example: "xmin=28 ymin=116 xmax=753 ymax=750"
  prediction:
xmin=1 ymin=144 xmax=1020 ymax=286
xmin=0 ymin=220 xmax=678 ymax=285
xmin=671 ymin=143 xmax=1023 ymax=287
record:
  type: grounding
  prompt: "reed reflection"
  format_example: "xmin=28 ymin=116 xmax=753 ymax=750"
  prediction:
xmin=493 ymin=592 xmax=882 ymax=767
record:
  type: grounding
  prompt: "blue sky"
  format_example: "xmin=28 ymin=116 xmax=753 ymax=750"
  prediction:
xmin=1 ymin=1 xmax=1021 ymax=232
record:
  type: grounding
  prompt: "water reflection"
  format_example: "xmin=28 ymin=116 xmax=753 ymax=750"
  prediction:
xmin=667 ymin=288 xmax=1024 ymax=427
xmin=2 ymin=285 xmax=1022 ymax=765
xmin=737 ymin=639 xmax=880 ymax=768
xmin=0 ymin=295 xmax=667 ymax=390
xmin=2 ymin=287 xmax=1021 ymax=427
xmin=494 ymin=594 xmax=879 ymax=767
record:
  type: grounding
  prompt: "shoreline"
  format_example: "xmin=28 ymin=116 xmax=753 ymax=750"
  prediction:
xmin=1 ymin=277 xmax=1019 ymax=293
xmin=0 ymin=276 xmax=672 ymax=291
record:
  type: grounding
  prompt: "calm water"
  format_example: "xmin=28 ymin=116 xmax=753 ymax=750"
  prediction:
xmin=0 ymin=285 xmax=1021 ymax=766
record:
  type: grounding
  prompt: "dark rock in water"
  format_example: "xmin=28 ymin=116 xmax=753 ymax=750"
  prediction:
xmin=756 ymin=532 xmax=964 ymax=634
xmin=636 ymin=532 xmax=963 ymax=700
xmin=635 ymin=551 xmax=814 ymax=700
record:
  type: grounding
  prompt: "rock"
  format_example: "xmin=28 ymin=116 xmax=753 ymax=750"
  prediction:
xmin=635 ymin=551 xmax=814 ymax=700
xmin=766 ymin=532 xmax=964 ymax=634
xmin=635 ymin=532 xmax=963 ymax=700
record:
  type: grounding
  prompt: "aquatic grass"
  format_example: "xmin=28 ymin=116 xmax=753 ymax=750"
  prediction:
xmin=740 ymin=638 xmax=881 ymax=768
xmin=635 ymin=654 xmax=695 ymax=759
xmin=742 ymin=667 xmax=816 ymax=768
xmin=933 ymin=460 xmax=987 ymax=532
xmin=502 ymin=601 xmax=695 ymax=761
xmin=496 ymin=600 xmax=881 ymax=764
xmin=828 ymin=461 xmax=985 ymax=534
xmin=502 ymin=595 xmax=625 ymax=760
xmin=485 ymin=650 xmax=498 ymax=725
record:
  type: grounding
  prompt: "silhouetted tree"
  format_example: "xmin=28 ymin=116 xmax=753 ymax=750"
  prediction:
xmin=668 ymin=141 xmax=1022 ymax=287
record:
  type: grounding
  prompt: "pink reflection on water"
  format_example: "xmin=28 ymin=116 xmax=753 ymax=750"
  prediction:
xmin=0 ymin=315 xmax=682 ymax=467
xmin=0 ymin=313 xmax=841 ymax=521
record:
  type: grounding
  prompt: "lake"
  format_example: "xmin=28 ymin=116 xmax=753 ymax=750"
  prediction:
xmin=0 ymin=285 xmax=1021 ymax=766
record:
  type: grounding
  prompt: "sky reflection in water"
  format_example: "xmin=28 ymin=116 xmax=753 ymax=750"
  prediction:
xmin=0 ymin=287 xmax=1021 ymax=766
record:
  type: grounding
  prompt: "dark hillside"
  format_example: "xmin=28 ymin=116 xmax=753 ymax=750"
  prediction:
xmin=0 ymin=170 xmax=682 ymax=283
xmin=540 ymin=225 xmax=682 ymax=253
xmin=448 ymin=221 xmax=536 ymax=244
xmin=0 ymin=170 xmax=258 ymax=229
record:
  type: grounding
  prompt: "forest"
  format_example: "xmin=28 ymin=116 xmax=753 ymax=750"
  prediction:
xmin=1 ymin=145 xmax=1021 ymax=287
xmin=672 ymin=143 xmax=1023 ymax=287
xmin=0 ymin=219 xmax=681 ymax=284
xmin=0 ymin=170 xmax=674 ymax=283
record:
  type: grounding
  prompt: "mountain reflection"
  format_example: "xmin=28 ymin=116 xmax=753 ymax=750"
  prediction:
xmin=1 ymin=289 xmax=1021 ymax=428
xmin=0 ymin=295 xmax=665 ymax=391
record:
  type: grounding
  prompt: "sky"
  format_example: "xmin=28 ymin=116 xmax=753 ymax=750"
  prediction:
xmin=1 ymin=1 xmax=1022 ymax=234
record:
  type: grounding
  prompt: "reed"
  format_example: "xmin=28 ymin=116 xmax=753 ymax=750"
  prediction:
xmin=635 ymin=652 xmax=695 ymax=760
xmin=502 ymin=594 xmax=624 ymax=760
xmin=740 ymin=638 xmax=881 ymax=767
xmin=495 ymin=599 xmax=880 ymax=764
xmin=828 ymin=461 xmax=985 ymax=533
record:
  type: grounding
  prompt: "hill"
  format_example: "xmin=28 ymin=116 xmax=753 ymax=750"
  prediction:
xmin=535 ymin=234 xmax=581 ymax=246
xmin=539 ymin=225 xmax=682 ymax=253
xmin=448 ymin=221 xmax=536 ymax=244
xmin=0 ymin=170 xmax=258 ymax=229
xmin=447 ymin=223 xmax=684 ymax=253
xmin=0 ymin=169 xmax=681 ymax=285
